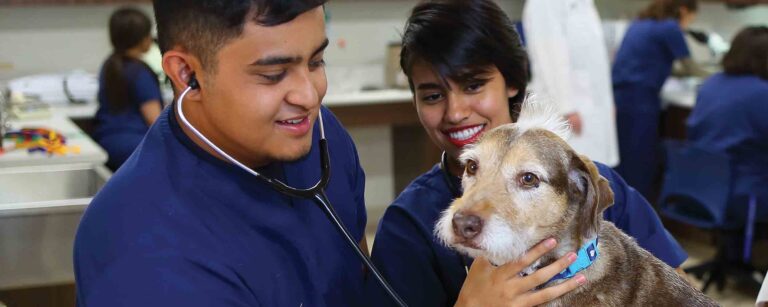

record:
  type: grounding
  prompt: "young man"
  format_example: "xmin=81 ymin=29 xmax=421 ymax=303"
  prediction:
xmin=75 ymin=1 xmax=581 ymax=306
xmin=74 ymin=1 xmax=371 ymax=306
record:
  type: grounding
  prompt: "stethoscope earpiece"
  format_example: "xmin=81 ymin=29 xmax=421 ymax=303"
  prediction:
xmin=188 ymin=74 xmax=200 ymax=90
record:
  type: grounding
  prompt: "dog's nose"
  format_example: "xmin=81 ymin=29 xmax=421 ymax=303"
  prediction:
xmin=452 ymin=212 xmax=483 ymax=240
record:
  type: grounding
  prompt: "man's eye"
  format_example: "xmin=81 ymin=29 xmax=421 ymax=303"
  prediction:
xmin=260 ymin=71 xmax=287 ymax=82
xmin=519 ymin=172 xmax=540 ymax=188
xmin=310 ymin=58 xmax=326 ymax=69
xmin=465 ymin=159 xmax=478 ymax=176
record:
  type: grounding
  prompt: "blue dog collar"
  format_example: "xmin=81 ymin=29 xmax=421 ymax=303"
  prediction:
xmin=548 ymin=237 xmax=599 ymax=283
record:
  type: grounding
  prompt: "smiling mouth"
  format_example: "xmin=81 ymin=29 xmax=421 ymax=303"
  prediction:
xmin=443 ymin=124 xmax=486 ymax=148
xmin=278 ymin=118 xmax=305 ymax=125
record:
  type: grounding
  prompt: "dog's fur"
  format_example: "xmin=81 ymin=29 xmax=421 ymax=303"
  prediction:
xmin=435 ymin=102 xmax=719 ymax=306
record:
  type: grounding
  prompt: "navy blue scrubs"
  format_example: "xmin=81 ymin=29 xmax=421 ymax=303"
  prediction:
xmin=369 ymin=163 xmax=687 ymax=307
xmin=687 ymin=73 xmax=768 ymax=218
xmin=75 ymin=106 xmax=368 ymax=306
xmin=94 ymin=59 xmax=163 ymax=170
xmin=612 ymin=19 xmax=690 ymax=199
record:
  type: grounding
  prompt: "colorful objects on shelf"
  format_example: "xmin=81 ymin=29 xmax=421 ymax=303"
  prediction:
xmin=2 ymin=128 xmax=81 ymax=156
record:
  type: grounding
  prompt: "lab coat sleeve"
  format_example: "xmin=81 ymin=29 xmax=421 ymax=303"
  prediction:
xmin=368 ymin=205 xmax=449 ymax=307
xmin=597 ymin=163 xmax=689 ymax=268
xmin=523 ymin=0 xmax=578 ymax=115
xmin=77 ymin=255 xmax=258 ymax=307
xmin=661 ymin=21 xmax=691 ymax=60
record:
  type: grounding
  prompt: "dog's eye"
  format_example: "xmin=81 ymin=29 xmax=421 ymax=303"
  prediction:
xmin=465 ymin=160 xmax=478 ymax=176
xmin=519 ymin=172 xmax=540 ymax=188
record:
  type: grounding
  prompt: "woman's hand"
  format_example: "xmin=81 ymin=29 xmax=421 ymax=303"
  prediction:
xmin=454 ymin=238 xmax=586 ymax=307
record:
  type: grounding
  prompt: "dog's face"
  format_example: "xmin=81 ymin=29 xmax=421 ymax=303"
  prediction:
xmin=435 ymin=124 xmax=614 ymax=266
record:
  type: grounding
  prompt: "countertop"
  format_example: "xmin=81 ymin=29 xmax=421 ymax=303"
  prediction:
xmin=0 ymin=116 xmax=107 ymax=168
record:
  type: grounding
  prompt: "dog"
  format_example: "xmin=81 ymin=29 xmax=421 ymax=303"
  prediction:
xmin=435 ymin=102 xmax=719 ymax=306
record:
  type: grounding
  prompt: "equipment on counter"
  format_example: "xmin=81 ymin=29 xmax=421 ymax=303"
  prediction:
xmin=2 ymin=128 xmax=81 ymax=156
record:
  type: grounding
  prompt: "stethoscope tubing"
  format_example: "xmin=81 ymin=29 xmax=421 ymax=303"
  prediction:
xmin=176 ymin=87 xmax=407 ymax=307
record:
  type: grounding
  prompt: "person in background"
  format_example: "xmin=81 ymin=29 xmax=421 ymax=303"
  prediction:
xmin=94 ymin=7 xmax=163 ymax=171
xmin=523 ymin=0 xmax=619 ymax=167
xmin=611 ymin=0 xmax=707 ymax=200
xmin=369 ymin=1 xmax=688 ymax=306
xmin=687 ymin=26 xmax=768 ymax=231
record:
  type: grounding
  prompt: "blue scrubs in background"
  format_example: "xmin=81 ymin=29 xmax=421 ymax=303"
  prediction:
xmin=369 ymin=163 xmax=687 ymax=307
xmin=94 ymin=60 xmax=162 ymax=170
xmin=687 ymin=73 xmax=768 ymax=219
xmin=75 ymin=107 xmax=368 ymax=306
xmin=612 ymin=19 xmax=690 ymax=199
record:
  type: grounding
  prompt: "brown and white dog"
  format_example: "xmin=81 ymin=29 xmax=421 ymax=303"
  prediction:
xmin=435 ymin=101 xmax=719 ymax=306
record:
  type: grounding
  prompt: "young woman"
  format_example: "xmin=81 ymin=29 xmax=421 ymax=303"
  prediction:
xmin=687 ymin=26 xmax=768 ymax=221
xmin=94 ymin=7 xmax=163 ymax=170
xmin=611 ymin=0 xmax=704 ymax=199
xmin=369 ymin=1 xmax=688 ymax=306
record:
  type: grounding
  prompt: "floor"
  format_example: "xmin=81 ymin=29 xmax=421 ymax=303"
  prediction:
xmin=679 ymin=238 xmax=765 ymax=307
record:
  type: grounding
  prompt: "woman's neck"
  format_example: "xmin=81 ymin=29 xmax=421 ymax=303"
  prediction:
xmin=446 ymin=154 xmax=464 ymax=177
xmin=123 ymin=47 xmax=144 ymax=60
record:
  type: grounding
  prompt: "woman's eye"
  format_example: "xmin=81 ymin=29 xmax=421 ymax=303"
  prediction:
xmin=519 ymin=172 xmax=540 ymax=188
xmin=465 ymin=160 xmax=479 ymax=176
xmin=465 ymin=83 xmax=484 ymax=93
xmin=421 ymin=93 xmax=443 ymax=103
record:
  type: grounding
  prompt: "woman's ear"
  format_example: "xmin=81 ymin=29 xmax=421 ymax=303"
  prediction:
xmin=162 ymin=49 xmax=203 ymax=99
xmin=507 ymin=87 xmax=520 ymax=99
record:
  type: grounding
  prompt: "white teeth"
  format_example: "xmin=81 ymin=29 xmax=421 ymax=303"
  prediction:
xmin=448 ymin=125 xmax=484 ymax=141
xmin=282 ymin=118 xmax=303 ymax=124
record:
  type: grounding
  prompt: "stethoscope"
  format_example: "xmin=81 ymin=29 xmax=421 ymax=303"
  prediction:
xmin=176 ymin=76 xmax=408 ymax=307
xmin=439 ymin=151 xmax=472 ymax=275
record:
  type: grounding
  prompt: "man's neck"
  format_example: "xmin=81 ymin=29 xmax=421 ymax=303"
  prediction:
xmin=173 ymin=101 xmax=267 ymax=169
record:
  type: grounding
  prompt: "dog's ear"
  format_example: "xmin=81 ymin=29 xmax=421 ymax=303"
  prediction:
xmin=568 ymin=153 xmax=615 ymax=239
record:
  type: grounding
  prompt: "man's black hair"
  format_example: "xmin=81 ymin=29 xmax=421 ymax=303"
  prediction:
xmin=400 ymin=0 xmax=529 ymax=119
xmin=153 ymin=0 xmax=327 ymax=71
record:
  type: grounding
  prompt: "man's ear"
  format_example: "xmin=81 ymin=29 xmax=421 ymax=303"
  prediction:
xmin=162 ymin=48 xmax=204 ymax=100
xmin=568 ymin=153 xmax=614 ymax=239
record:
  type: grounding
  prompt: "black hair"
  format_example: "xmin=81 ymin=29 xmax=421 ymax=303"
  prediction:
xmin=722 ymin=26 xmax=768 ymax=80
xmin=104 ymin=7 xmax=153 ymax=113
xmin=639 ymin=0 xmax=698 ymax=20
xmin=153 ymin=0 xmax=326 ymax=73
xmin=399 ymin=0 xmax=529 ymax=120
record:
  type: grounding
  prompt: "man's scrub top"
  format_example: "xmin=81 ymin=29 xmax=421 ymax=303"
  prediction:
xmin=74 ymin=106 xmax=368 ymax=306
xmin=369 ymin=162 xmax=688 ymax=307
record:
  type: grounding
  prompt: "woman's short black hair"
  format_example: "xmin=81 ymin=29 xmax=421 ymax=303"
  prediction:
xmin=399 ymin=0 xmax=529 ymax=115
xmin=153 ymin=0 xmax=326 ymax=72
xmin=722 ymin=26 xmax=768 ymax=80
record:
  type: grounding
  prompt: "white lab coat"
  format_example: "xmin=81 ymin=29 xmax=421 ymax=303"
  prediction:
xmin=523 ymin=0 xmax=619 ymax=167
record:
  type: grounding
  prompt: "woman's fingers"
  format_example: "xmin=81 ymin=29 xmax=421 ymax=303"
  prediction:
xmin=521 ymin=274 xmax=587 ymax=306
xmin=523 ymin=251 xmax=577 ymax=287
xmin=499 ymin=238 xmax=558 ymax=275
